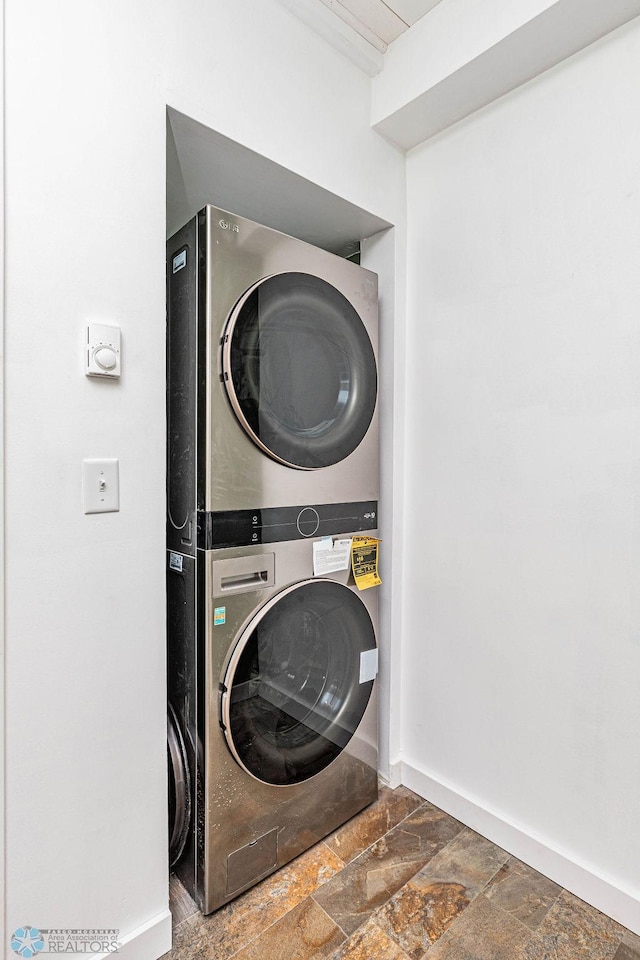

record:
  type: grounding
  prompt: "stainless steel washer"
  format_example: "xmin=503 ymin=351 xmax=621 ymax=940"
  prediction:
xmin=167 ymin=537 xmax=378 ymax=914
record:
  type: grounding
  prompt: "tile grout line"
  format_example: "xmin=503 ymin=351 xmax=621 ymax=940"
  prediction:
xmin=168 ymin=897 xmax=200 ymax=939
xmin=319 ymin=837 xmax=347 ymax=871
xmin=360 ymin=841 xmax=506 ymax=957
xmin=312 ymin=814 xmax=473 ymax=948
xmin=333 ymin=799 xmax=467 ymax=877
xmin=368 ymin=916 xmax=415 ymax=960
xmin=469 ymin=875 xmax=566 ymax=960
xmin=220 ymin=845 xmax=351 ymax=960
xmin=311 ymin=894 xmax=350 ymax=940
xmin=224 ymin=894 xmax=347 ymax=960
xmin=326 ymin=791 xmax=426 ymax=864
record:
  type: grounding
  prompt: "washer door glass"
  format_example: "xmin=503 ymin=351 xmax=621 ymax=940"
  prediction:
xmin=222 ymin=273 xmax=377 ymax=470
xmin=221 ymin=579 xmax=376 ymax=786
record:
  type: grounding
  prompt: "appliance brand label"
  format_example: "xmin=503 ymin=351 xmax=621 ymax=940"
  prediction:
xmin=169 ymin=552 xmax=183 ymax=572
xmin=172 ymin=250 xmax=187 ymax=273
xmin=214 ymin=606 xmax=226 ymax=626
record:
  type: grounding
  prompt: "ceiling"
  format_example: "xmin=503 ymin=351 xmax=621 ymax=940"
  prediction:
xmin=317 ymin=0 xmax=444 ymax=51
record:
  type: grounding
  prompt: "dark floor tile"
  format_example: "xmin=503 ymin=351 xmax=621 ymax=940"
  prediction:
xmin=325 ymin=785 xmax=424 ymax=864
xmin=162 ymin=913 xmax=212 ymax=960
xmin=163 ymin=841 xmax=343 ymax=959
xmin=424 ymin=894 xmax=532 ymax=960
xmin=621 ymin=929 xmax=640 ymax=953
xmin=328 ymin=917 xmax=412 ymax=960
xmin=313 ymin=802 xmax=464 ymax=937
xmin=414 ymin=827 xmax=509 ymax=898
xmin=373 ymin=828 xmax=509 ymax=958
xmin=169 ymin=874 xmax=199 ymax=928
xmin=522 ymin=890 xmax=625 ymax=960
xmin=484 ymin=856 xmax=562 ymax=929
xmin=375 ymin=878 xmax=470 ymax=959
xmin=615 ymin=944 xmax=640 ymax=960
xmin=231 ymin=897 xmax=345 ymax=960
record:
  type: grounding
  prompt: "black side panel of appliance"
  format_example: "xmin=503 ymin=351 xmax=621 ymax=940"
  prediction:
xmin=195 ymin=549 xmax=207 ymax=906
xmin=166 ymin=212 xmax=209 ymax=910
xmin=196 ymin=209 xmax=209 ymax=519
xmin=167 ymin=553 xmax=198 ymax=900
xmin=167 ymin=218 xmax=198 ymax=557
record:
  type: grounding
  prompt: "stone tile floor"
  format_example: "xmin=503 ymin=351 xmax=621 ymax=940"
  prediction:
xmin=163 ymin=785 xmax=640 ymax=960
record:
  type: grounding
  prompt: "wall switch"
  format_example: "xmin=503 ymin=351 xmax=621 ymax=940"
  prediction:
xmin=86 ymin=323 xmax=121 ymax=378
xmin=82 ymin=459 xmax=119 ymax=513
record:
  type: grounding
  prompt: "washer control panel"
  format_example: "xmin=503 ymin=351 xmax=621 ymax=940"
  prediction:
xmin=199 ymin=501 xmax=378 ymax=550
xmin=296 ymin=507 xmax=320 ymax=538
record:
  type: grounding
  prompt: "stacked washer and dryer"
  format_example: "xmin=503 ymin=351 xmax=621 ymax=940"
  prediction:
xmin=166 ymin=205 xmax=380 ymax=914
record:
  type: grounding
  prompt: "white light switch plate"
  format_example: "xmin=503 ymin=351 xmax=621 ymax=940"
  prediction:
xmin=82 ymin=459 xmax=119 ymax=513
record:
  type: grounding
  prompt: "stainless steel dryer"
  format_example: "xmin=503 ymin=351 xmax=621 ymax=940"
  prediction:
xmin=166 ymin=204 xmax=379 ymax=555
xmin=167 ymin=536 xmax=378 ymax=914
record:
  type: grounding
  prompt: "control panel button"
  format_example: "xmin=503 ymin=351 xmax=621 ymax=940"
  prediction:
xmin=297 ymin=507 xmax=320 ymax=538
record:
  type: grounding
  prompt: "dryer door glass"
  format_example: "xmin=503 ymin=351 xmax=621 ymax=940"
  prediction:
xmin=221 ymin=579 xmax=376 ymax=785
xmin=222 ymin=273 xmax=377 ymax=470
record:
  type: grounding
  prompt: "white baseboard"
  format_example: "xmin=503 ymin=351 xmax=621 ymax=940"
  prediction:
xmin=112 ymin=909 xmax=172 ymax=960
xmin=386 ymin=759 xmax=403 ymax=789
xmin=399 ymin=758 xmax=640 ymax=936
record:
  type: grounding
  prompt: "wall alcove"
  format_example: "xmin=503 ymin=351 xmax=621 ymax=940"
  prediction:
xmin=167 ymin=106 xmax=391 ymax=249
xmin=165 ymin=104 xmax=401 ymax=784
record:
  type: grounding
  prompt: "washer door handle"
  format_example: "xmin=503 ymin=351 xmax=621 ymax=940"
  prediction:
xmin=221 ymin=570 xmax=269 ymax=591
xmin=211 ymin=553 xmax=276 ymax=596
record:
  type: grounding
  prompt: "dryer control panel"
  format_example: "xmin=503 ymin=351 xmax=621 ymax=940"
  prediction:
xmin=198 ymin=500 xmax=378 ymax=550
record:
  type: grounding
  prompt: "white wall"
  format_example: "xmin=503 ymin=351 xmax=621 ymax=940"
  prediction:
xmin=0 ymin=1 xmax=5 ymax=954
xmin=3 ymin=1 xmax=405 ymax=954
xmin=403 ymin=17 xmax=640 ymax=929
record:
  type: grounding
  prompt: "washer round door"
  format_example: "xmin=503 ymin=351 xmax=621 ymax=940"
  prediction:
xmin=220 ymin=579 xmax=376 ymax=786
xmin=221 ymin=272 xmax=377 ymax=470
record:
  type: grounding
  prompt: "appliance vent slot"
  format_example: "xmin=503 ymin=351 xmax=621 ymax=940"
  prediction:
xmin=226 ymin=828 xmax=278 ymax=897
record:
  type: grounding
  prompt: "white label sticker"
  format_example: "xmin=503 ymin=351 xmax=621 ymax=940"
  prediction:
xmin=172 ymin=250 xmax=187 ymax=274
xmin=359 ymin=648 xmax=378 ymax=684
xmin=313 ymin=538 xmax=352 ymax=577
xmin=169 ymin=552 xmax=183 ymax=572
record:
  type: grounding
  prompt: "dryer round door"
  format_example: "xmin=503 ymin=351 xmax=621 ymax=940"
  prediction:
xmin=220 ymin=579 xmax=376 ymax=786
xmin=221 ymin=272 xmax=377 ymax=470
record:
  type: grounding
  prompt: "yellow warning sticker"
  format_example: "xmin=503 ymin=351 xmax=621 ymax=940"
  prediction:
xmin=351 ymin=537 xmax=381 ymax=591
